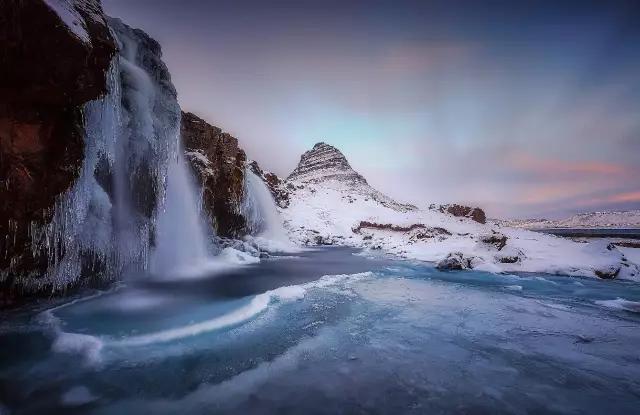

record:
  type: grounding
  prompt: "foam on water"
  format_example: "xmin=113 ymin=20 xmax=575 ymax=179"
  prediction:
xmin=52 ymin=332 xmax=104 ymax=366
xmin=110 ymin=274 xmax=367 ymax=347
xmin=112 ymin=296 xmax=271 ymax=347
xmin=150 ymin=154 xmax=214 ymax=278
xmin=595 ymin=298 xmax=640 ymax=313
xmin=43 ymin=270 xmax=374 ymax=359
xmin=61 ymin=386 xmax=99 ymax=407
xmin=218 ymin=247 xmax=261 ymax=265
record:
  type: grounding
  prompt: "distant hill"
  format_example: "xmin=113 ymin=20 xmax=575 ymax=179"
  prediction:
xmin=494 ymin=210 xmax=640 ymax=229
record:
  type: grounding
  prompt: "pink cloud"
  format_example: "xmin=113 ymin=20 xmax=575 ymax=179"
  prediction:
xmin=509 ymin=152 xmax=629 ymax=176
xmin=607 ymin=191 xmax=640 ymax=203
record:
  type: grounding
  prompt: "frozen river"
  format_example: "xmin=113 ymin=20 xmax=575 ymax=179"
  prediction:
xmin=2 ymin=247 xmax=640 ymax=414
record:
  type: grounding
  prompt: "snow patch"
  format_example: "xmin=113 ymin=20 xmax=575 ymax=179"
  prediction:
xmin=44 ymin=0 xmax=91 ymax=43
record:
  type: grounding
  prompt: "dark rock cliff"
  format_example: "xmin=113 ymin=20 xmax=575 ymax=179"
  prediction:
xmin=0 ymin=0 xmax=116 ymax=305
xmin=181 ymin=112 xmax=247 ymax=237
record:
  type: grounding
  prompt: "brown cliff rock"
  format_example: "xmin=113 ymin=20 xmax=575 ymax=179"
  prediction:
xmin=434 ymin=204 xmax=487 ymax=224
xmin=0 ymin=0 xmax=116 ymax=305
xmin=181 ymin=112 xmax=247 ymax=237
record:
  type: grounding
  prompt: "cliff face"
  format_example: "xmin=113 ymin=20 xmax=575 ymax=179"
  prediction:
xmin=181 ymin=112 xmax=247 ymax=237
xmin=0 ymin=0 xmax=116 ymax=304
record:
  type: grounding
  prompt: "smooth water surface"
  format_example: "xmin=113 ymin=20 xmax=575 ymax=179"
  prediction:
xmin=1 ymin=247 xmax=640 ymax=414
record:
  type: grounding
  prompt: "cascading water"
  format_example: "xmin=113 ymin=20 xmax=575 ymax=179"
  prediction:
xmin=242 ymin=169 xmax=295 ymax=252
xmin=150 ymin=153 xmax=212 ymax=277
xmin=32 ymin=18 xmax=215 ymax=286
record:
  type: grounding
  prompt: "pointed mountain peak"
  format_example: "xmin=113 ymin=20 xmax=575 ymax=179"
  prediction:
xmin=287 ymin=142 xmax=367 ymax=184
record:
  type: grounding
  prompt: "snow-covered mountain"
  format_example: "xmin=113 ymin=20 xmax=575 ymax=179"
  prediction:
xmin=495 ymin=211 xmax=640 ymax=229
xmin=288 ymin=142 xmax=369 ymax=184
xmin=287 ymin=142 xmax=416 ymax=212
xmin=259 ymin=142 xmax=640 ymax=281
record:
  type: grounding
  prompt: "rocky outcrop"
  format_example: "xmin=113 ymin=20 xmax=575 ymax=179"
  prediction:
xmin=434 ymin=204 xmax=486 ymax=224
xmin=436 ymin=252 xmax=474 ymax=270
xmin=248 ymin=161 xmax=290 ymax=208
xmin=353 ymin=222 xmax=429 ymax=233
xmin=494 ymin=245 xmax=525 ymax=264
xmin=181 ymin=112 xmax=247 ymax=237
xmin=594 ymin=267 xmax=620 ymax=280
xmin=480 ymin=231 xmax=508 ymax=251
xmin=0 ymin=0 xmax=116 ymax=305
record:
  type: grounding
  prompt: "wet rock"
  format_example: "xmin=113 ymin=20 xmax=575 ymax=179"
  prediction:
xmin=314 ymin=235 xmax=332 ymax=245
xmin=181 ymin=111 xmax=247 ymax=237
xmin=481 ymin=231 xmax=508 ymax=251
xmin=594 ymin=266 xmax=620 ymax=280
xmin=497 ymin=255 xmax=519 ymax=264
xmin=496 ymin=249 xmax=523 ymax=264
xmin=436 ymin=252 xmax=473 ymax=270
xmin=583 ymin=241 xmax=637 ymax=280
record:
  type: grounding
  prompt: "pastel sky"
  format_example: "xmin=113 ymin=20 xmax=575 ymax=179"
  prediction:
xmin=103 ymin=0 xmax=640 ymax=219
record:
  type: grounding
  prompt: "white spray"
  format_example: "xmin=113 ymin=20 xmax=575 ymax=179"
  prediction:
xmin=150 ymin=153 xmax=212 ymax=277
xmin=242 ymin=170 xmax=295 ymax=252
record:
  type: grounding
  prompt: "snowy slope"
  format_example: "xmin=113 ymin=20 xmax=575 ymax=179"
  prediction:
xmin=496 ymin=210 xmax=640 ymax=229
xmin=273 ymin=143 xmax=639 ymax=281
xmin=43 ymin=0 xmax=93 ymax=43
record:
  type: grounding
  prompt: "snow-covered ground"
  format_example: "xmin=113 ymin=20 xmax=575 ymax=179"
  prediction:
xmin=267 ymin=143 xmax=640 ymax=281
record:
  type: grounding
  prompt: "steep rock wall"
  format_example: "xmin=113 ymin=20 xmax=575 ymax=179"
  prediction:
xmin=0 ymin=0 xmax=116 ymax=305
xmin=181 ymin=112 xmax=247 ymax=237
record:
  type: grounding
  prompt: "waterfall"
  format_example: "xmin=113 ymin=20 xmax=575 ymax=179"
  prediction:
xmin=242 ymin=170 xmax=295 ymax=252
xmin=33 ymin=18 xmax=216 ymax=287
xmin=150 ymin=152 xmax=212 ymax=277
